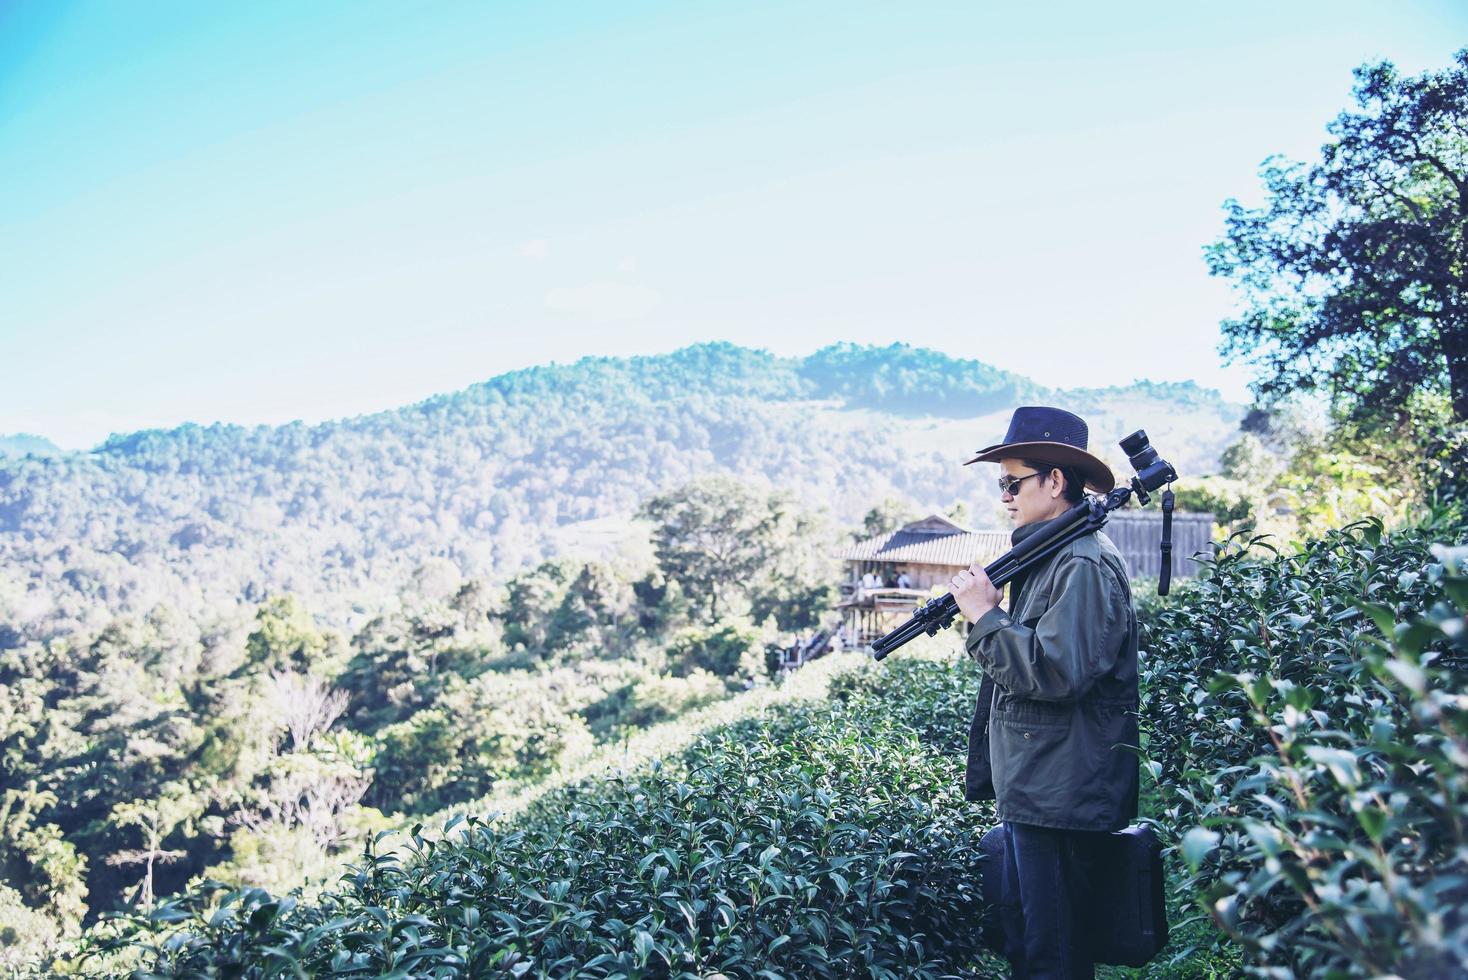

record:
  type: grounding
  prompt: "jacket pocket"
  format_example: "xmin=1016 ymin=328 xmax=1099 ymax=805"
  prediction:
xmin=996 ymin=695 xmax=1070 ymax=728
xmin=991 ymin=700 xmax=1075 ymax=821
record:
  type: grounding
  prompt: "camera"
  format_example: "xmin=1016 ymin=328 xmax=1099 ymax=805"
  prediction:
xmin=1119 ymin=429 xmax=1176 ymax=501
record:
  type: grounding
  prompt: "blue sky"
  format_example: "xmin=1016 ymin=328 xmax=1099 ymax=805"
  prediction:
xmin=2 ymin=1 xmax=1465 ymax=449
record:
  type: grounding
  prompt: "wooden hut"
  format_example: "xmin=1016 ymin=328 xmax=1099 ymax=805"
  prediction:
xmin=836 ymin=515 xmax=1010 ymax=647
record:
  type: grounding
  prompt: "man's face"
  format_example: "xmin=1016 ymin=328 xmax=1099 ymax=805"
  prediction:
xmin=998 ymin=458 xmax=1063 ymax=527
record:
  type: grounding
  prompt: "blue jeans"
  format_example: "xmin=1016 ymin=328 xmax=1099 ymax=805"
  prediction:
xmin=996 ymin=822 xmax=1109 ymax=980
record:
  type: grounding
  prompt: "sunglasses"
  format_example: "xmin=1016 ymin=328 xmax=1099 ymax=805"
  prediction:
xmin=997 ymin=472 xmax=1043 ymax=496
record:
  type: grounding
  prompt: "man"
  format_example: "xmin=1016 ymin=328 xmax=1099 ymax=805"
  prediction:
xmin=948 ymin=406 xmax=1139 ymax=979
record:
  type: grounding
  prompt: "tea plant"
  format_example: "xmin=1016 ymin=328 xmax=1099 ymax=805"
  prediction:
xmin=1141 ymin=515 xmax=1468 ymax=977
xmin=84 ymin=657 xmax=996 ymax=978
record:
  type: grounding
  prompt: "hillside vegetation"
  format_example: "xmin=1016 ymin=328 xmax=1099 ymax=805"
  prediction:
xmin=1139 ymin=515 xmax=1468 ymax=977
xmin=81 ymin=654 xmax=996 ymax=979
xmin=1 ymin=470 xmax=857 ymax=953
xmin=0 ymin=342 xmax=1239 ymax=647
xmin=0 ymin=436 xmax=61 ymax=460
xmin=32 ymin=505 xmax=1464 ymax=978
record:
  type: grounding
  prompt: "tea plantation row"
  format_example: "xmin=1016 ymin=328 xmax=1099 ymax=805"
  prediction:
xmin=79 ymin=654 xmax=1000 ymax=978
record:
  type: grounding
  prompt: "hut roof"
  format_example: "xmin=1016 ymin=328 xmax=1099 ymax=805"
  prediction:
xmin=839 ymin=513 xmax=1011 ymax=567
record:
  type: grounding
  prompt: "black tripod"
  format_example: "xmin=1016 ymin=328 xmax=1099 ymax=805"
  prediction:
xmin=870 ymin=430 xmax=1176 ymax=661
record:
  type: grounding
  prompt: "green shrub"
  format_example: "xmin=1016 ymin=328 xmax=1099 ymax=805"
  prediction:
xmin=1141 ymin=514 xmax=1468 ymax=977
xmin=1170 ymin=474 xmax=1254 ymax=531
xmin=88 ymin=658 xmax=995 ymax=978
xmin=0 ymin=882 xmax=63 ymax=973
xmin=618 ymin=669 xmax=728 ymax=728
xmin=372 ymin=671 xmax=596 ymax=813
xmin=664 ymin=620 xmax=766 ymax=684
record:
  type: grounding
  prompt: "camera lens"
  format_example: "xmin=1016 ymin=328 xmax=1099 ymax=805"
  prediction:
xmin=1119 ymin=428 xmax=1177 ymax=492
xmin=1121 ymin=430 xmax=1159 ymax=470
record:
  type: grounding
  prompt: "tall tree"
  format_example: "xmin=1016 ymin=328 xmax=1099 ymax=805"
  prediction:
xmin=639 ymin=477 xmax=782 ymax=623
xmin=106 ymin=786 xmax=196 ymax=911
xmin=1208 ymin=51 xmax=1468 ymax=423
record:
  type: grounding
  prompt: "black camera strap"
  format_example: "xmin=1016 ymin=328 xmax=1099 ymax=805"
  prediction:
xmin=1158 ymin=484 xmax=1174 ymax=596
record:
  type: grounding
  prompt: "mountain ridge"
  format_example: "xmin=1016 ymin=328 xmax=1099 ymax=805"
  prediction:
xmin=38 ymin=342 xmax=1234 ymax=455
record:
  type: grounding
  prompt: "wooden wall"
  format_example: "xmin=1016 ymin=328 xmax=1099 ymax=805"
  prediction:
xmin=1101 ymin=510 xmax=1215 ymax=583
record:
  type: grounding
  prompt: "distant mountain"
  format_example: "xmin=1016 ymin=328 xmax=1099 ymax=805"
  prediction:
xmin=0 ymin=433 xmax=63 ymax=458
xmin=0 ymin=343 xmax=1242 ymax=643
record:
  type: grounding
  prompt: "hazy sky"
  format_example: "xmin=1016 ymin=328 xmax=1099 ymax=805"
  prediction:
xmin=3 ymin=1 xmax=1465 ymax=449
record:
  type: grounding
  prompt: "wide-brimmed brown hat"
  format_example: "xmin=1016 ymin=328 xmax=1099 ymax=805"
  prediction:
xmin=963 ymin=406 xmax=1115 ymax=492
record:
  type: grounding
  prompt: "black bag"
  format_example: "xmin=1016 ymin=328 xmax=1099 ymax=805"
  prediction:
xmin=978 ymin=822 xmax=1169 ymax=968
xmin=1092 ymin=824 xmax=1169 ymax=967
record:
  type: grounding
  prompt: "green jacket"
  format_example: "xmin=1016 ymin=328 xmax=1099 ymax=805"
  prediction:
xmin=963 ymin=516 xmax=1139 ymax=832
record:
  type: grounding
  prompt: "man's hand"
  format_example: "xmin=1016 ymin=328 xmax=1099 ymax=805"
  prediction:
xmin=951 ymin=563 xmax=1001 ymax=622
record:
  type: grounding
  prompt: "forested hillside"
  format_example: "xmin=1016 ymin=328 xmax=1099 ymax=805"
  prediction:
xmin=0 ymin=342 xmax=1239 ymax=646
xmin=0 ymin=342 xmax=1242 ymax=964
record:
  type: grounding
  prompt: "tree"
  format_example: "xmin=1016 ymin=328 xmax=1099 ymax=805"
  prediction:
xmin=270 ymin=672 xmax=348 ymax=751
xmin=545 ymin=561 xmax=637 ymax=659
xmin=638 ymin=477 xmax=783 ymax=623
xmin=1208 ymin=51 xmax=1468 ymax=424
xmin=498 ymin=560 xmax=577 ymax=655
xmin=664 ymin=620 xmax=766 ymax=683
xmin=749 ymin=507 xmax=840 ymax=634
xmin=235 ymin=730 xmax=374 ymax=850
xmin=856 ymin=496 xmax=920 ymax=541
xmin=243 ymin=596 xmax=344 ymax=677
xmin=0 ymin=785 xmax=88 ymax=933
xmin=106 ymin=786 xmax=197 ymax=911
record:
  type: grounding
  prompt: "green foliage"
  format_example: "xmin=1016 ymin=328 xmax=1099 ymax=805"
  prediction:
xmin=197 ymin=825 xmax=334 ymax=899
xmin=1271 ymin=445 xmax=1412 ymax=541
xmin=498 ymin=559 xmax=642 ymax=662
xmin=1170 ymin=475 xmax=1254 ymax=531
xmin=640 ymin=476 xmax=786 ymax=624
xmin=0 ymin=787 xmax=89 ymax=932
xmin=624 ymin=670 xmax=728 ymax=728
xmin=1208 ymin=51 xmax=1468 ymax=424
xmin=0 ymin=881 xmax=63 ymax=973
xmin=1139 ymin=512 xmax=1468 ymax=977
xmin=89 ymin=657 xmax=994 ymax=978
xmin=0 ymin=344 xmax=1238 ymax=653
xmin=0 ymin=478 xmax=845 ymax=949
xmin=498 ymin=559 xmax=579 ymax=656
xmin=244 ymin=596 xmax=345 ymax=677
xmin=106 ymin=785 xmax=201 ymax=911
xmin=663 ymin=620 xmax=766 ymax=684
xmin=857 ymin=495 xmax=922 ymax=540
xmin=1205 ymin=395 xmax=1466 ymax=544
xmin=641 ymin=477 xmax=843 ymax=634
xmin=371 ymin=670 xmax=597 ymax=813
xmin=1217 ymin=432 xmax=1283 ymax=483
xmin=747 ymin=508 xmax=841 ymax=635
xmin=800 ymin=341 xmax=1046 ymax=417
xmin=0 ymin=433 xmax=63 ymax=459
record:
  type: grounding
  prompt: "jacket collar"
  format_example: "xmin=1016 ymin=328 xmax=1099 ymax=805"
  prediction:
xmin=1010 ymin=513 xmax=1066 ymax=547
